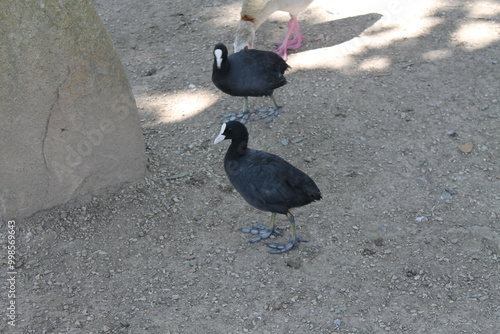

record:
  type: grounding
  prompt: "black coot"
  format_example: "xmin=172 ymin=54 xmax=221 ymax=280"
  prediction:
xmin=212 ymin=43 xmax=290 ymax=123
xmin=214 ymin=121 xmax=321 ymax=253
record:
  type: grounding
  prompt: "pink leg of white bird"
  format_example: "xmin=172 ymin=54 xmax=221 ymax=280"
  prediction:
xmin=274 ymin=17 xmax=305 ymax=60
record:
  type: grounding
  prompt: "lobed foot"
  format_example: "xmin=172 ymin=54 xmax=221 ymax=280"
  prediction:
xmin=241 ymin=222 xmax=281 ymax=243
xmin=267 ymin=237 xmax=308 ymax=254
xmin=222 ymin=106 xmax=280 ymax=124
xmin=250 ymin=106 xmax=281 ymax=123
xmin=221 ymin=110 xmax=256 ymax=124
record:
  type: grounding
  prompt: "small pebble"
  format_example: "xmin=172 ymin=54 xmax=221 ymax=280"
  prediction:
xmin=374 ymin=237 xmax=384 ymax=246
xmin=291 ymin=136 xmax=307 ymax=144
xmin=142 ymin=68 xmax=156 ymax=76
xmin=334 ymin=306 xmax=347 ymax=314
xmin=440 ymin=189 xmax=452 ymax=200
xmin=286 ymin=258 xmax=302 ymax=269
xmin=459 ymin=142 xmax=473 ymax=153
xmin=361 ymin=248 xmax=376 ymax=256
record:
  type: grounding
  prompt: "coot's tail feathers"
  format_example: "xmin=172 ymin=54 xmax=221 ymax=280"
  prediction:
xmin=234 ymin=48 xmax=290 ymax=88
xmin=283 ymin=170 xmax=322 ymax=209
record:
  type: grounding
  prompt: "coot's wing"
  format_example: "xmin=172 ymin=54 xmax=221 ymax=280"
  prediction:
xmin=228 ymin=50 xmax=289 ymax=96
xmin=228 ymin=149 xmax=320 ymax=213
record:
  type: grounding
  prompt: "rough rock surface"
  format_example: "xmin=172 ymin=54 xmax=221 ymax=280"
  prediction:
xmin=0 ymin=0 xmax=146 ymax=219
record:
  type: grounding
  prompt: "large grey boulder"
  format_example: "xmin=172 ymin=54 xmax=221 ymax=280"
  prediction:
xmin=0 ymin=1 xmax=147 ymax=219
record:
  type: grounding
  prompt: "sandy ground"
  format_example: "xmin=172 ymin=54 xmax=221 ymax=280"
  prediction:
xmin=2 ymin=0 xmax=499 ymax=333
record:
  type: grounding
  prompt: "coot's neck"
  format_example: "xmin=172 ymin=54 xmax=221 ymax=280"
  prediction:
xmin=227 ymin=138 xmax=248 ymax=159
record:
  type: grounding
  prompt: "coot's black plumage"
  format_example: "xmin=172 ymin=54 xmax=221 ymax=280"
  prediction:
xmin=212 ymin=43 xmax=290 ymax=123
xmin=214 ymin=121 xmax=321 ymax=253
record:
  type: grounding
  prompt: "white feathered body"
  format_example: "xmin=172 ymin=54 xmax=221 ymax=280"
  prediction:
xmin=241 ymin=0 xmax=313 ymax=28
xmin=234 ymin=0 xmax=314 ymax=52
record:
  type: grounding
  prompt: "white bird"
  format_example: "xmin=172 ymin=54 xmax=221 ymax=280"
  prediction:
xmin=234 ymin=0 xmax=314 ymax=60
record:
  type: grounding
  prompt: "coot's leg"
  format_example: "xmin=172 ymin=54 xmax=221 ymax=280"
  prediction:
xmin=251 ymin=95 xmax=281 ymax=123
xmin=222 ymin=95 xmax=281 ymax=124
xmin=221 ymin=97 xmax=256 ymax=124
xmin=240 ymin=212 xmax=281 ymax=243
xmin=267 ymin=212 xmax=307 ymax=254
